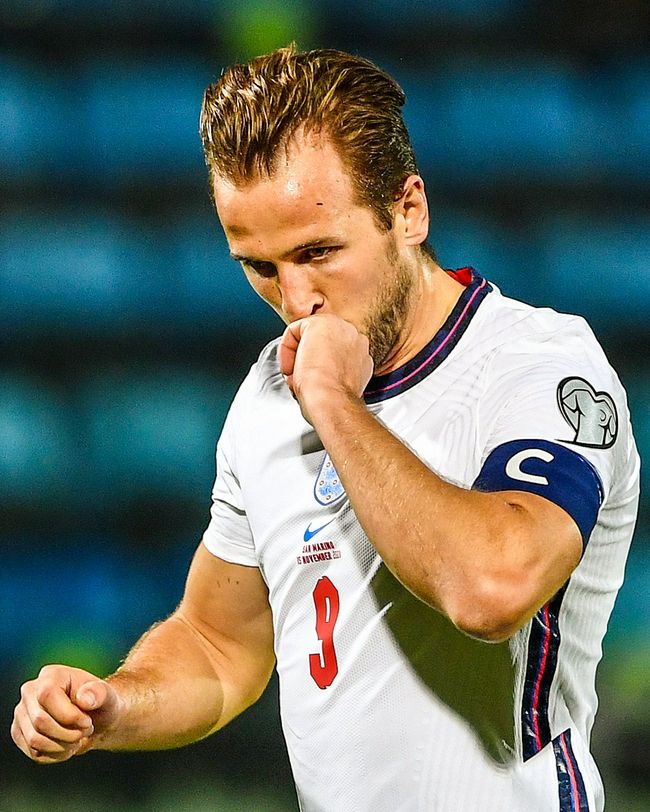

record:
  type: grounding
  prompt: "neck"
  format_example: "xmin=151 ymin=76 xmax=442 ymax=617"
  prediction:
xmin=374 ymin=261 xmax=465 ymax=376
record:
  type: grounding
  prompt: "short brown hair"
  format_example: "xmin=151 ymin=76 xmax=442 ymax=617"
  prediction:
xmin=200 ymin=44 xmax=421 ymax=233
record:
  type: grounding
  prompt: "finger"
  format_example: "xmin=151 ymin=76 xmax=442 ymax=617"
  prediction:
xmin=279 ymin=319 xmax=306 ymax=377
xmin=284 ymin=318 xmax=306 ymax=345
xmin=22 ymin=689 xmax=92 ymax=744
xmin=12 ymin=708 xmax=80 ymax=763
xmin=33 ymin=677 xmax=94 ymax=730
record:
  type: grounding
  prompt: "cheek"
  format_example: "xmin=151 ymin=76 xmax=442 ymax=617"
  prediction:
xmin=244 ymin=271 xmax=275 ymax=301
xmin=244 ymin=273 xmax=286 ymax=319
xmin=339 ymin=247 xmax=385 ymax=291
xmin=354 ymin=251 xmax=393 ymax=298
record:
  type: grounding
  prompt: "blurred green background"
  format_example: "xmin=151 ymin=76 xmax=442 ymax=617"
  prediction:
xmin=1 ymin=1 xmax=648 ymax=809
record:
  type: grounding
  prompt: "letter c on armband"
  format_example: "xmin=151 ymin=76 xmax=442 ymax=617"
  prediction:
xmin=505 ymin=449 xmax=554 ymax=486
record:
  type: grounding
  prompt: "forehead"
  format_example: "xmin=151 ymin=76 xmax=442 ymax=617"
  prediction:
xmin=213 ymin=134 xmax=364 ymax=239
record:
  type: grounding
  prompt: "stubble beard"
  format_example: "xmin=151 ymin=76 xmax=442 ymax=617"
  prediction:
xmin=363 ymin=239 xmax=415 ymax=370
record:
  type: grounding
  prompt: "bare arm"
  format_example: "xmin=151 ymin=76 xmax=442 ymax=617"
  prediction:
xmin=280 ymin=315 xmax=582 ymax=642
xmin=12 ymin=543 xmax=275 ymax=762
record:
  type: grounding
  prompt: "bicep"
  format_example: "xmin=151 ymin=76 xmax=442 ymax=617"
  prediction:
xmin=504 ymin=488 xmax=583 ymax=571
xmin=470 ymin=433 xmax=604 ymax=635
xmin=496 ymin=490 xmax=582 ymax=630
xmin=175 ymin=542 xmax=275 ymax=727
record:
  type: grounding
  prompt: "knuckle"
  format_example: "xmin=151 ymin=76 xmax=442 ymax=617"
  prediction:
xmin=37 ymin=664 xmax=56 ymax=680
xmin=20 ymin=680 xmax=34 ymax=700
xmin=26 ymin=731 xmax=43 ymax=751
xmin=32 ymin=710 xmax=49 ymax=733
xmin=35 ymin=680 xmax=55 ymax=704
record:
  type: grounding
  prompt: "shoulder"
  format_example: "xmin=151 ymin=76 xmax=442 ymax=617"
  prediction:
xmin=474 ymin=283 xmax=638 ymax=494
xmin=231 ymin=336 xmax=284 ymax=406
xmin=480 ymin=284 xmax=600 ymax=351
xmin=477 ymin=285 xmax=615 ymax=386
xmin=250 ymin=337 xmax=284 ymax=391
xmin=222 ymin=335 xmax=297 ymax=438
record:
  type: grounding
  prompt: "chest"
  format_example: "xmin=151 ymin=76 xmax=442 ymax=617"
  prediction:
xmin=238 ymin=363 xmax=489 ymax=583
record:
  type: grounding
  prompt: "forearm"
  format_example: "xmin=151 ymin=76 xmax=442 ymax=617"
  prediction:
xmin=11 ymin=549 xmax=274 ymax=765
xmin=95 ymin=613 xmax=228 ymax=752
xmin=311 ymin=393 xmax=577 ymax=639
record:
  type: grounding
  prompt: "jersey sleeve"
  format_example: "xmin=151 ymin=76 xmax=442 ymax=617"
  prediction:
xmin=202 ymin=377 xmax=258 ymax=567
xmin=471 ymin=323 xmax=624 ymax=549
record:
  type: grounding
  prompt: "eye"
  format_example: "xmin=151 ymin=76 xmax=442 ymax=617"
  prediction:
xmin=241 ymin=259 xmax=276 ymax=278
xmin=300 ymin=246 xmax=336 ymax=264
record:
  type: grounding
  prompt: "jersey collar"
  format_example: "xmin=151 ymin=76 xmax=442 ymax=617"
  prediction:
xmin=363 ymin=268 xmax=492 ymax=404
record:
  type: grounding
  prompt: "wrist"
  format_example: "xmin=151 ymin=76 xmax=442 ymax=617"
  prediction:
xmin=303 ymin=386 xmax=370 ymax=442
xmin=304 ymin=382 xmax=363 ymax=415
xmin=88 ymin=675 xmax=128 ymax=751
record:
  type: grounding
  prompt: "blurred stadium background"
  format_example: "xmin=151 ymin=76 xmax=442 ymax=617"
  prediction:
xmin=1 ymin=1 xmax=648 ymax=809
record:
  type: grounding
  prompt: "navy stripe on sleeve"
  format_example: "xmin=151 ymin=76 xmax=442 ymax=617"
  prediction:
xmin=521 ymin=587 xmax=566 ymax=761
xmin=553 ymin=728 xmax=590 ymax=811
xmin=473 ymin=439 xmax=604 ymax=548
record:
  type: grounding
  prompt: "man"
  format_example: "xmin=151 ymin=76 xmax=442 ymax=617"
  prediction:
xmin=12 ymin=46 xmax=639 ymax=811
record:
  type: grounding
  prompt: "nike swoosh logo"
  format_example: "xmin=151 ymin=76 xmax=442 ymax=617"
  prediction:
xmin=303 ymin=517 xmax=337 ymax=543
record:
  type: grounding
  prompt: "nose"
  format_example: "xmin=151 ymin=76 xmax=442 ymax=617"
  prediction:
xmin=276 ymin=263 xmax=324 ymax=322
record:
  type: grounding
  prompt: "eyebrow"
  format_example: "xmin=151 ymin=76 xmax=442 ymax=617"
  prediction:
xmin=230 ymin=237 xmax=342 ymax=264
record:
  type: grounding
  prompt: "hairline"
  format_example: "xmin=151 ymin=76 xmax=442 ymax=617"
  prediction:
xmin=208 ymin=124 xmax=401 ymax=233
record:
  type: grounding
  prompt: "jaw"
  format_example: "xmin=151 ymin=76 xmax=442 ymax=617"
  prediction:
xmin=369 ymin=253 xmax=459 ymax=376
xmin=363 ymin=254 xmax=417 ymax=372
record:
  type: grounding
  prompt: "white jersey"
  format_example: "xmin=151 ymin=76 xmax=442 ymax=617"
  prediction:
xmin=203 ymin=269 xmax=639 ymax=812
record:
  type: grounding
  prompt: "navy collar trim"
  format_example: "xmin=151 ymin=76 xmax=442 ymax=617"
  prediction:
xmin=364 ymin=269 xmax=492 ymax=404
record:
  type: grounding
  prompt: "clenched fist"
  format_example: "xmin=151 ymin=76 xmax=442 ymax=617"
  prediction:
xmin=11 ymin=664 xmax=120 ymax=764
xmin=279 ymin=313 xmax=374 ymax=425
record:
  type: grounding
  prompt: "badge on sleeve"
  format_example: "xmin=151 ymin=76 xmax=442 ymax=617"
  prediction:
xmin=557 ymin=377 xmax=618 ymax=449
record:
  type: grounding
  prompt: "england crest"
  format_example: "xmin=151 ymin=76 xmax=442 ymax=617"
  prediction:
xmin=314 ymin=453 xmax=346 ymax=505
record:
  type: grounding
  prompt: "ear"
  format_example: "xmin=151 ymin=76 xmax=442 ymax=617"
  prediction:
xmin=394 ymin=175 xmax=429 ymax=246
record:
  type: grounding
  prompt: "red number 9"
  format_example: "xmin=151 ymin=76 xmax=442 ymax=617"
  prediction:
xmin=309 ymin=576 xmax=340 ymax=689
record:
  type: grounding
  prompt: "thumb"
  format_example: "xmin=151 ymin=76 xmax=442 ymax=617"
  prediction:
xmin=75 ymin=679 xmax=109 ymax=711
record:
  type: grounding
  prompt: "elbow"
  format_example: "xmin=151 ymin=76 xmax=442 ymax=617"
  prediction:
xmin=446 ymin=577 xmax=533 ymax=643
xmin=452 ymin=616 xmax=520 ymax=644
